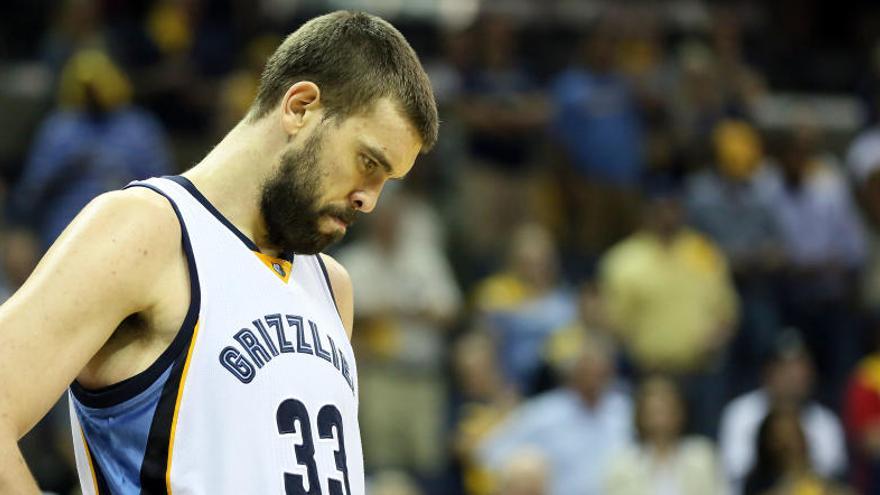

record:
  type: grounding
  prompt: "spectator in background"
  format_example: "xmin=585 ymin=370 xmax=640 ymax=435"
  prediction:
xmin=336 ymin=188 xmax=461 ymax=481
xmin=719 ymin=330 xmax=847 ymax=494
xmin=550 ymin=19 xmax=645 ymax=257
xmin=455 ymin=14 xmax=548 ymax=264
xmin=478 ymin=333 xmax=632 ymax=495
xmin=40 ymin=0 xmax=105 ymax=74
xmin=686 ymin=120 xmax=781 ymax=272
xmin=472 ymin=222 xmax=577 ymax=394
xmin=847 ymin=115 xmax=880 ymax=310
xmin=686 ymin=119 xmax=783 ymax=394
xmin=599 ymin=182 xmax=738 ymax=435
xmin=743 ymin=408 xmax=853 ymax=495
xmin=423 ymin=27 xmax=476 ymax=212
xmin=843 ymin=319 xmax=880 ymax=495
xmin=605 ymin=376 xmax=728 ymax=495
xmin=709 ymin=12 xmax=767 ymax=120
xmin=450 ymin=331 xmax=520 ymax=495
xmin=14 ymin=49 xmax=172 ymax=249
xmin=542 ymin=281 xmax=618 ymax=382
xmin=667 ymin=14 xmax=765 ymax=173
xmin=667 ymin=40 xmax=728 ymax=167
xmin=767 ymin=123 xmax=866 ymax=406
xmin=138 ymin=0 xmax=238 ymax=132
xmin=213 ymin=35 xmax=280 ymax=135
xmin=425 ymin=27 xmax=473 ymax=110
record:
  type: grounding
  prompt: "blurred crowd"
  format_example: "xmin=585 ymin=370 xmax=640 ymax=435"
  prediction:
xmin=5 ymin=1 xmax=880 ymax=494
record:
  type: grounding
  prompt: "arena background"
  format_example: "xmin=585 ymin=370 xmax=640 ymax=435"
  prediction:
xmin=3 ymin=0 xmax=880 ymax=494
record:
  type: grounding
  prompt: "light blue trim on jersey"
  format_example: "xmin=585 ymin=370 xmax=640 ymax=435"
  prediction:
xmin=72 ymin=365 xmax=172 ymax=494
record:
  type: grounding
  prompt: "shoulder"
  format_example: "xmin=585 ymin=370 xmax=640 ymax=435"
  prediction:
xmin=82 ymin=187 xmax=181 ymax=250
xmin=514 ymin=389 xmax=578 ymax=424
xmin=806 ymin=401 xmax=844 ymax=428
xmin=61 ymin=187 xmax=182 ymax=285
xmin=318 ymin=253 xmax=354 ymax=339
xmin=52 ymin=187 xmax=183 ymax=290
xmin=678 ymin=229 xmax=730 ymax=272
xmin=721 ymin=390 xmax=766 ymax=425
xmin=6 ymin=186 xmax=184 ymax=334
xmin=600 ymin=235 xmax=649 ymax=276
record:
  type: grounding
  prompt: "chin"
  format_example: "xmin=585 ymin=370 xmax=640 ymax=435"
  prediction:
xmin=286 ymin=233 xmax=343 ymax=255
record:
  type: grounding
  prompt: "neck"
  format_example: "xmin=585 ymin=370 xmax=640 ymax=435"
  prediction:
xmin=182 ymin=118 xmax=283 ymax=255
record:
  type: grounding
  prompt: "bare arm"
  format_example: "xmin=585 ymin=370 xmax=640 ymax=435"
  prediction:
xmin=319 ymin=254 xmax=354 ymax=339
xmin=0 ymin=189 xmax=180 ymax=492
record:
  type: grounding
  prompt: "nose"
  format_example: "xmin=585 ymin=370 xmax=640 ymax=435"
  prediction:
xmin=349 ymin=185 xmax=383 ymax=213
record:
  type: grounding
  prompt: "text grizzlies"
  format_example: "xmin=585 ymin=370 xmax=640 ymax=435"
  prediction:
xmin=219 ymin=313 xmax=354 ymax=393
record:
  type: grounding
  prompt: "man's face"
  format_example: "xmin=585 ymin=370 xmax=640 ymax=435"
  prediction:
xmin=767 ymin=355 xmax=813 ymax=405
xmin=260 ymin=98 xmax=422 ymax=254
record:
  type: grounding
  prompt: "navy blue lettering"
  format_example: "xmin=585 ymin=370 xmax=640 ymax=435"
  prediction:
xmin=327 ymin=336 xmax=340 ymax=370
xmin=268 ymin=314 xmax=294 ymax=353
xmin=310 ymin=321 xmax=333 ymax=364
xmin=219 ymin=346 xmax=256 ymax=383
xmin=340 ymin=354 xmax=354 ymax=392
xmin=234 ymin=328 xmax=271 ymax=368
xmin=288 ymin=315 xmax=313 ymax=355
xmin=254 ymin=319 xmax=279 ymax=357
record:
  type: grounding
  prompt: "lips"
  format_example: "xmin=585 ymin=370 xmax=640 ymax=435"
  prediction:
xmin=328 ymin=215 xmax=348 ymax=230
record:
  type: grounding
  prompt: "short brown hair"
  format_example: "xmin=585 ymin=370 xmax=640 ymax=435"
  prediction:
xmin=249 ymin=11 xmax=438 ymax=151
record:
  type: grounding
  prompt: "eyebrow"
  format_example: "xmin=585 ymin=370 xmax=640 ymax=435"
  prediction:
xmin=361 ymin=143 xmax=396 ymax=178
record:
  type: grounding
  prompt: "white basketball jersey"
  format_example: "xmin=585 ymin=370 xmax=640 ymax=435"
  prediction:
xmin=68 ymin=176 xmax=364 ymax=495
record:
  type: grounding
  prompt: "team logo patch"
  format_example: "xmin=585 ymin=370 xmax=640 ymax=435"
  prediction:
xmin=272 ymin=262 xmax=286 ymax=277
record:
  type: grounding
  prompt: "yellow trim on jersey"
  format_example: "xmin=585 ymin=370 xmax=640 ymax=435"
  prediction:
xmin=253 ymin=251 xmax=293 ymax=283
xmin=80 ymin=426 xmax=100 ymax=495
xmin=166 ymin=320 xmax=201 ymax=495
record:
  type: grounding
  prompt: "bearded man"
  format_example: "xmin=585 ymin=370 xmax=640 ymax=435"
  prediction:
xmin=0 ymin=11 xmax=437 ymax=494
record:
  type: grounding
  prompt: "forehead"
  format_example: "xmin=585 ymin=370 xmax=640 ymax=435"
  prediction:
xmin=333 ymin=98 xmax=422 ymax=176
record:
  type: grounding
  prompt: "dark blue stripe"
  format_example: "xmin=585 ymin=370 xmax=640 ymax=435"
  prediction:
xmin=165 ymin=175 xmax=261 ymax=251
xmin=138 ymin=340 xmax=190 ymax=492
xmin=70 ymin=183 xmax=201 ymax=409
xmin=83 ymin=435 xmax=112 ymax=494
xmin=315 ymin=255 xmax=342 ymax=319
xmin=166 ymin=175 xmax=295 ymax=262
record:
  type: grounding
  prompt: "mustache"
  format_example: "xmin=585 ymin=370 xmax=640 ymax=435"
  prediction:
xmin=320 ymin=205 xmax=358 ymax=226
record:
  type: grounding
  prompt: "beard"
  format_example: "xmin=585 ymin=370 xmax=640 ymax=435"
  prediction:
xmin=260 ymin=129 xmax=357 ymax=255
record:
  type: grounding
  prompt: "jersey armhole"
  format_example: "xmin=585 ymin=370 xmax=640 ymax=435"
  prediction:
xmin=315 ymin=254 xmax=344 ymax=324
xmin=69 ymin=183 xmax=201 ymax=408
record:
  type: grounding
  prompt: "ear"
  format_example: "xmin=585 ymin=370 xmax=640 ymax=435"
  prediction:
xmin=280 ymin=81 xmax=321 ymax=137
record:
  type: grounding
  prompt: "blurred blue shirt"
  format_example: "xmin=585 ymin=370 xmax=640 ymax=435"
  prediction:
xmin=487 ymin=288 xmax=577 ymax=392
xmin=551 ymin=68 xmax=644 ymax=186
xmin=15 ymin=107 xmax=172 ymax=248
xmin=685 ymin=167 xmax=781 ymax=264
xmin=479 ymin=386 xmax=633 ymax=495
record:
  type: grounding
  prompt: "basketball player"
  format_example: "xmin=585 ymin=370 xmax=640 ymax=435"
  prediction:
xmin=0 ymin=11 xmax=437 ymax=494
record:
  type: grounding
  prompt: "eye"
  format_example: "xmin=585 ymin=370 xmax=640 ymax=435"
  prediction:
xmin=360 ymin=154 xmax=379 ymax=173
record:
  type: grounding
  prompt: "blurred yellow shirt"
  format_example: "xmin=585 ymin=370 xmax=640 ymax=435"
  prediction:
xmin=473 ymin=273 xmax=534 ymax=312
xmin=599 ymin=229 xmax=738 ymax=372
